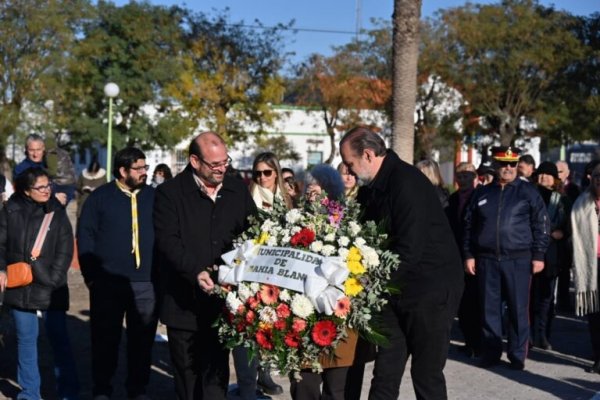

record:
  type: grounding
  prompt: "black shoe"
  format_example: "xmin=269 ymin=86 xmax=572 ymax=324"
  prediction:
xmin=589 ymin=360 xmax=600 ymax=373
xmin=257 ymin=370 xmax=283 ymax=396
xmin=509 ymin=360 xmax=525 ymax=371
xmin=478 ymin=358 xmax=500 ymax=368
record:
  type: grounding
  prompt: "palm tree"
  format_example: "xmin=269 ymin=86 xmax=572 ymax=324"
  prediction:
xmin=391 ymin=0 xmax=422 ymax=164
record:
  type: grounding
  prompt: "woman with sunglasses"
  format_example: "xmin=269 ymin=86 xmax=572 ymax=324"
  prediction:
xmin=250 ymin=152 xmax=293 ymax=211
xmin=232 ymin=152 xmax=290 ymax=399
xmin=0 ymin=167 xmax=77 ymax=400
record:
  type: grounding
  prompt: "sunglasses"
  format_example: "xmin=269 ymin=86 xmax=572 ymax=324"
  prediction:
xmin=253 ymin=169 xmax=274 ymax=178
xmin=498 ymin=161 xmax=518 ymax=168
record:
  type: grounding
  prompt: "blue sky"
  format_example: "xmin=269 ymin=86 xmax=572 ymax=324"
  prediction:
xmin=112 ymin=0 xmax=599 ymax=65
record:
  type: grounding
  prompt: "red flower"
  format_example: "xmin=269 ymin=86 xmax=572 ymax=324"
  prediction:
xmin=236 ymin=321 xmax=246 ymax=332
xmin=260 ymin=285 xmax=280 ymax=305
xmin=290 ymin=228 xmax=316 ymax=248
xmin=247 ymin=296 xmax=259 ymax=310
xmin=256 ymin=329 xmax=274 ymax=350
xmin=292 ymin=318 xmax=307 ymax=333
xmin=311 ymin=320 xmax=337 ymax=347
xmin=276 ymin=303 xmax=291 ymax=319
xmin=284 ymin=332 xmax=301 ymax=348
xmin=245 ymin=310 xmax=256 ymax=324
xmin=274 ymin=319 xmax=287 ymax=330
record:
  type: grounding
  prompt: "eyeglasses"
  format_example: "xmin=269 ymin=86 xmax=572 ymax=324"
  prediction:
xmin=198 ymin=156 xmax=232 ymax=170
xmin=130 ymin=165 xmax=151 ymax=172
xmin=498 ymin=161 xmax=518 ymax=168
xmin=30 ymin=185 xmax=52 ymax=192
xmin=253 ymin=169 xmax=274 ymax=178
xmin=284 ymin=176 xmax=295 ymax=184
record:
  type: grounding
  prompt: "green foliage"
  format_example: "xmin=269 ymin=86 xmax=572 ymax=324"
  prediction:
xmin=253 ymin=134 xmax=301 ymax=162
xmin=424 ymin=0 xmax=586 ymax=146
xmin=0 ymin=0 xmax=92 ymax=147
xmin=166 ymin=10 xmax=291 ymax=146
xmin=62 ymin=1 xmax=189 ymax=151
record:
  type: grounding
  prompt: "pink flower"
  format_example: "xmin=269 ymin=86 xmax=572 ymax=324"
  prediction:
xmin=276 ymin=303 xmax=291 ymax=319
xmin=292 ymin=318 xmax=307 ymax=333
xmin=260 ymin=285 xmax=280 ymax=305
xmin=334 ymin=297 xmax=351 ymax=318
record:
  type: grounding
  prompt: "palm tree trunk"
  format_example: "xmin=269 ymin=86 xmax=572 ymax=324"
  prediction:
xmin=391 ymin=0 xmax=422 ymax=165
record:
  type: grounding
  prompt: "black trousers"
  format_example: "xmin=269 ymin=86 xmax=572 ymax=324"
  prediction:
xmin=368 ymin=287 xmax=460 ymax=400
xmin=457 ymin=273 xmax=481 ymax=353
xmin=290 ymin=367 xmax=349 ymax=400
xmin=89 ymin=279 xmax=158 ymax=398
xmin=167 ymin=325 xmax=229 ymax=400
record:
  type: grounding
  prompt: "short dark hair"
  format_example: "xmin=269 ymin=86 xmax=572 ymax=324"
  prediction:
xmin=113 ymin=147 xmax=146 ymax=179
xmin=340 ymin=127 xmax=386 ymax=157
xmin=15 ymin=167 xmax=50 ymax=195
xmin=518 ymin=154 xmax=535 ymax=167
xmin=281 ymin=167 xmax=295 ymax=176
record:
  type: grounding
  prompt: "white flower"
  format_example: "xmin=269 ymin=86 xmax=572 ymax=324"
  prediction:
xmin=291 ymin=226 xmax=302 ymax=234
xmin=348 ymin=221 xmax=361 ymax=236
xmin=226 ymin=292 xmax=243 ymax=313
xmin=266 ymin=235 xmax=278 ymax=246
xmin=279 ymin=289 xmax=291 ymax=302
xmin=310 ymin=240 xmax=323 ymax=253
xmin=337 ymin=236 xmax=350 ymax=247
xmin=291 ymin=294 xmax=315 ymax=319
xmin=359 ymin=245 xmax=380 ymax=267
xmin=259 ymin=306 xmax=278 ymax=324
xmin=286 ymin=209 xmax=303 ymax=224
xmin=250 ymin=282 xmax=261 ymax=294
xmin=238 ymin=283 xmax=253 ymax=302
xmin=354 ymin=237 xmax=366 ymax=247
xmin=321 ymin=244 xmax=336 ymax=257
xmin=338 ymin=247 xmax=350 ymax=259
xmin=261 ymin=219 xmax=276 ymax=232
xmin=323 ymin=233 xmax=335 ymax=242
xmin=281 ymin=234 xmax=291 ymax=244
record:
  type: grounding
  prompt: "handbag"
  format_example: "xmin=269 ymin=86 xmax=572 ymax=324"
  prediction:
xmin=6 ymin=211 xmax=55 ymax=289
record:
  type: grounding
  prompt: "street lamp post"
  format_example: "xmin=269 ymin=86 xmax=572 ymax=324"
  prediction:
xmin=103 ymin=82 xmax=120 ymax=182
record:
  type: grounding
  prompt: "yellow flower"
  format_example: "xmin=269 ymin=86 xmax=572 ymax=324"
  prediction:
xmin=255 ymin=232 xmax=269 ymax=245
xmin=347 ymin=260 xmax=366 ymax=275
xmin=347 ymin=246 xmax=362 ymax=262
xmin=344 ymin=278 xmax=364 ymax=297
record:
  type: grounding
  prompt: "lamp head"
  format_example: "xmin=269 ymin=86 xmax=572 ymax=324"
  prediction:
xmin=104 ymin=82 xmax=120 ymax=98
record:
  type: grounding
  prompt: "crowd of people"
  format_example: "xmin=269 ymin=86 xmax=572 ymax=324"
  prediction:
xmin=0 ymin=129 xmax=598 ymax=400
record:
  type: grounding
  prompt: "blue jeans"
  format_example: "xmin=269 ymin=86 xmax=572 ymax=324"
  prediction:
xmin=11 ymin=309 xmax=41 ymax=400
xmin=44 ymin=310 xmax=80 ymax=400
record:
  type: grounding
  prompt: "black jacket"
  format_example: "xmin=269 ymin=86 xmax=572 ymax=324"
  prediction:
xmin=357 ymin=150 xmax=463 ymax=304
xmin=153 ymin=165 xmax=256 ymax=331
xmin=463 ymin=178 xmax=549 ymax=261
xmin=0 ymin=194 xmax=73 ymax=310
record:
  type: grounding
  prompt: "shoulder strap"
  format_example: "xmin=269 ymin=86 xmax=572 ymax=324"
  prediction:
xmin=30 ymin=211 xmax=55 ymax=260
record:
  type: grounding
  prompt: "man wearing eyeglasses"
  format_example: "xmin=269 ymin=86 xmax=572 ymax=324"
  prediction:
xmin=463 ymin=146 xmax=550 ymax=371
xmin=78 ymin=147 xmax=157 ymax=400
xmin=153 ymin=132 xmax=256 ymax=400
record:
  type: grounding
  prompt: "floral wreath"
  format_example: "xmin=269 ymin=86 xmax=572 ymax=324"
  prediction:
xmin=214 ymin=194 xmax=400 ymax=376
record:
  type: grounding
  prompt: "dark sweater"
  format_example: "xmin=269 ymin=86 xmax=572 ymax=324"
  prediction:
xmin=77 ymin=181 xmax=154 ymax=283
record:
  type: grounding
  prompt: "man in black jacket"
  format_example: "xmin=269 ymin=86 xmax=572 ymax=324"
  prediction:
xmin=154 ymin=132 xmax=256 ymax=400
xmin=340 ymin=127 xmax=463 ymax=400
xmin=78 ymin=148 xmax=156 ymax=400
xmin=463 ymin=146 xmax=549 ymax=371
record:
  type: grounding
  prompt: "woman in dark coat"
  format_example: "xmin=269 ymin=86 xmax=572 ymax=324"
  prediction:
xmin=0 ymin=167 xmax=75 ymax=400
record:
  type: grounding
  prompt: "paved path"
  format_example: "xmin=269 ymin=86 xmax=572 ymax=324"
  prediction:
xmin=1 ymin=270 xmax=600 ymax=399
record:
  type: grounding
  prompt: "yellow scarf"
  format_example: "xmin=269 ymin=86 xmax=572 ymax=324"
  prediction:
xmin=115 ymin=180 xmax=141 ymax=268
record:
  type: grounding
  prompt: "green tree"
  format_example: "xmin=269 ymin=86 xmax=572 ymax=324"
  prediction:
xmin=0 ymin=0 xmax=90 ymax=149
xmin=166 ymin=10 xmax=290 ymax=146
xmin=62 ymin=1 xmax=188 ymax=151
xmin=426 ymin=0 xmax=585 ymax=146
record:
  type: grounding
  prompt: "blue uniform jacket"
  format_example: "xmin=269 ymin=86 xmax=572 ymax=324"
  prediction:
xmin=463 ymin=178 xmax=550 ymax=262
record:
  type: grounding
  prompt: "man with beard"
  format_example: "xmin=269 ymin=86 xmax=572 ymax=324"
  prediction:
xmin=339 ymin=127 xmax=463 ymax=400
xmin=154 ymin=132 xmax=256 ymax=399
xmin=78 ymin=147 xmax=157 ymax=400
